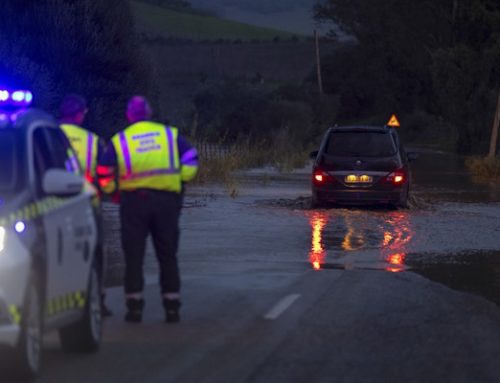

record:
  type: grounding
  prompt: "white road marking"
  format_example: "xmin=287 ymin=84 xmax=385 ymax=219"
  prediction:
xmin=264 ymin=294 xmax=301 ymax=320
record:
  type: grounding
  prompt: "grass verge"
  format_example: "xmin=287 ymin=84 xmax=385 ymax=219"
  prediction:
xmin=193 ymin=140 xmax=309 ymax=196
xmin=465 ymin=156 xmax=500 ymax=182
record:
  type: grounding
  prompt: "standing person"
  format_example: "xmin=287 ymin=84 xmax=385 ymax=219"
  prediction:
xmin=59 ymin=94 xmax=113 ymax=317
xmin=100 ymin=96 xmax=198 ymax=323
xmin=59 ymin=94 xmax=98 ymax=184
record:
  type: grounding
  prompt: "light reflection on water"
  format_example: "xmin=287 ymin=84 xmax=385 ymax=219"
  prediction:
xmin=307 ymin=210 xmax=414 ymax=272
xmin=308 ymin=212 xmax=328 ymax=270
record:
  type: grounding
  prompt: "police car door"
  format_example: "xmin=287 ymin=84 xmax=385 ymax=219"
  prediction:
xmin=32 ymin=127 xmax=96 ymax=321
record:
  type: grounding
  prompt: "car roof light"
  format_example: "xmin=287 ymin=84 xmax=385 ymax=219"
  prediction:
xmin=0 ymin=90 xmax=9 ymax=102
xmin=12 ymin=91 xmax=25 ymax=102
xmin=0 ymin=87 xmax=33 ymax=107
xmin=25 ymin=92 xmax=33 ymax=103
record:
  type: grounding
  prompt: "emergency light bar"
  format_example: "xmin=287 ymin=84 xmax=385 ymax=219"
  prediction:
xmin=0 ymin=88 xmax=33 ymax=107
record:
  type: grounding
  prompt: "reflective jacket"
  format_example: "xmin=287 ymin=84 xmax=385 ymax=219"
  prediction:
xmin=60 ymin=123 xmax=99 ymax=181
xmin=108 ymin=121 xmax=198 ymax=193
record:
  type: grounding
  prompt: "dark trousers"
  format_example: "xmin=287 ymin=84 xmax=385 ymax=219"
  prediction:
xmin=120 ymin=189 xmax=182 ymax=296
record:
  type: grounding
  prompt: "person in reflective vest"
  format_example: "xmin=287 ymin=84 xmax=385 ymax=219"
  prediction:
xmin=59 ymin=94 xmax=101 ymax=184
xmin=59 ymin=94 xmax=113 ymax=317
xmin=100 ymin=95 xmax=198 ymax=323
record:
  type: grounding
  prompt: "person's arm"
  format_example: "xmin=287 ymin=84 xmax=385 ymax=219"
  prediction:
xmin=178 ymin=135 xmax=199 ymax=183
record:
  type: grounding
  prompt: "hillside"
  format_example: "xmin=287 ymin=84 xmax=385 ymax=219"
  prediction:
xmin=189 ymin=0 xmax=330 ymax=36
xmin=130 ymin=1 xmax=298 ymax=41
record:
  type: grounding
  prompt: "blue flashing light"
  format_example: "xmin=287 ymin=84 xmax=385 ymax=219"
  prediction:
xmin=12 ymin=91 xmax=25 ymax=102
xmin=0 ymin=87 xmax=33 ymax=107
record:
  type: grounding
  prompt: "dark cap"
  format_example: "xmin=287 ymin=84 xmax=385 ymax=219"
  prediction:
xmin=59 ymin=94 xmax=87 ymax=118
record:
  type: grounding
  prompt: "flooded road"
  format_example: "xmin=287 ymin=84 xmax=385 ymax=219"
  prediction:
xmin=249 ymin=149 xmax=500 ymax=306
xmin=105 ymin=148 xmax=500 ymax=307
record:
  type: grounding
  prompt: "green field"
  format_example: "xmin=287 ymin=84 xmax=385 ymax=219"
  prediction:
xmin=130 ymin=1 xmax=298 ymax=41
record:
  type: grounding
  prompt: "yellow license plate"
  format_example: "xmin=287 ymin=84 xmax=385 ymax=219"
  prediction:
xmin=345 ymin=174 xmax=372 ymax=183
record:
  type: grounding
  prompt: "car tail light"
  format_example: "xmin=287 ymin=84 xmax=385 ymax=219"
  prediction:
xmin=385 ymin=169 xmax=405 ymax=185
xmin=313 ymin=169 xmax=334 ymax=185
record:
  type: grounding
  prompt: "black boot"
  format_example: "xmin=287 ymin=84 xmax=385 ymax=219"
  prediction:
xmin=101 ymin=294 xmax=113 ymax=317
xmin=125 ymin=298 xmax=144 ymax=323
xmin=163 ymin=299 xmax=181 ymax=323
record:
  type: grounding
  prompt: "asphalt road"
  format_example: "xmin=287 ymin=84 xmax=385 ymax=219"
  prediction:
xmin=33 ymin=156 xmax=500 ymax=383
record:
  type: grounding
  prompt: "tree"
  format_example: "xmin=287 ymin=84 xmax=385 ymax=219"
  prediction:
xmin=314 ymin=0 xmax=500 ymax=152
xmin=0 ymin=0 xmax=153 ymax=138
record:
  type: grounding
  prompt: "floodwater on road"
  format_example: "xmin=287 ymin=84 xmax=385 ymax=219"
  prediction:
xmin=244 ymin=148 xmax=500 ymax=305
xmin=104 ymin=148 xmax=500 ymax=306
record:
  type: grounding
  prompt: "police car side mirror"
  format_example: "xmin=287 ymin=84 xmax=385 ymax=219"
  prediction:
xmin=42 ymin=169 xmax=84 ymax=197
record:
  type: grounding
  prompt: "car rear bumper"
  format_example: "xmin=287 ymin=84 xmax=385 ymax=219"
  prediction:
xmin=314 ymin=186 xmax=404 ymax=205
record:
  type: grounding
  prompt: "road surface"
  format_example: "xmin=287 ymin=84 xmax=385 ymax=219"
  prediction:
xmin=29 ymin=151 xmax=500 ymax=382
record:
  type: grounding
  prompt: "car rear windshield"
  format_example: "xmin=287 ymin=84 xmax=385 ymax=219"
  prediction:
xmin=325 ymin=131 xmax=397 ymax=157
xmin=0 ymin=130 xmax=20 ymax=191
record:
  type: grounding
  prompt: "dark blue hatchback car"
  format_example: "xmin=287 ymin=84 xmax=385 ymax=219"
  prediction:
xmin=310 ymin=125 xmax=417 ymax=208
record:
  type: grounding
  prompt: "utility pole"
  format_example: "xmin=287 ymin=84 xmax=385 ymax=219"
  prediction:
xmin=314 ymin=29 xmax=324 ymax=97
xmin=488 ymin=92 xmax=500 ymax=158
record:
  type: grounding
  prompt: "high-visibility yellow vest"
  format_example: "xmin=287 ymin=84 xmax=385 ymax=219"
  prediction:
xmin=111 ymin=121 xmax=184 ymax=193
xmin=60 ymin=124 xmax=99 ymax=179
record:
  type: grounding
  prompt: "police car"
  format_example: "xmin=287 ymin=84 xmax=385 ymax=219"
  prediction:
xmin=0 ymin=88 xmax=102 ymax=379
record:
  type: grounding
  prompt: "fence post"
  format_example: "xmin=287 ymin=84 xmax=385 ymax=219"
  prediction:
xmin=314 ymin=30 xmax=324 ymax=97
xmin=488 ymin=92 xmax=500 ymax=159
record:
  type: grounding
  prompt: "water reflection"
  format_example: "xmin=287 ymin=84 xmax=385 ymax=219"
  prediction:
xmin=381 ymin=212 xmax=413 ymax=272
xmin=307 ymin=210 xmax=414 ymax=272
xmin=341 ymin=215 xmax=365 ymax=251
xmin=308 ymin=212 xmax=328 ymax=270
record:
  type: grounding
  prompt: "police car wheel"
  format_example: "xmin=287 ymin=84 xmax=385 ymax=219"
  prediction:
xmin=59 ymin=267 xmax=102 ymax=353
xmin=6 ymin=278 xmax=43 ymax=380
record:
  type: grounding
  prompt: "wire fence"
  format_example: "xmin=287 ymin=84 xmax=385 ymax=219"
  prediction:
xmin=194 ymin=142 xmax=235 ymax=160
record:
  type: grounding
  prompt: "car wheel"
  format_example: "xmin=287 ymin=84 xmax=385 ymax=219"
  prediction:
xmin=3 ymin=277 xmax=44 ymax=380
xmin=59 ymin=267 xmax=102 ymax=353
xmin=397 ymin=186 xmax=410 ymax=209
xmin=311 ymin=191 xmax=324 ymax=208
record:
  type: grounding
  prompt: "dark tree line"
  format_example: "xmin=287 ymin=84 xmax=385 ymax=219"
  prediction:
xmin=0 ymin=0 xmax=153 ymax=138
xmin=315 ymin=0 xmax=500 ymax=153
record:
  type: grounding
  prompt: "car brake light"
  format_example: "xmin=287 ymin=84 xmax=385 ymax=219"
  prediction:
xmin=313 ymin=169 xmax=333 ymax=185
xmin=386 ymin=170 xmax=405 ymax=185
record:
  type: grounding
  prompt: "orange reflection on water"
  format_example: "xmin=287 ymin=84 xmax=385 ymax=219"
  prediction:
xmin=383 ymin=212 xmax=413 ymax=272
xmin=386 ymin=252 xmax=405 ymax=272
xmin=307 ymin=210 xmax=414 ymax=272
xmin=308 ymin=212 xmax=329 ymax=270
xmin=341 ymin=217 xmax=365 ymax=251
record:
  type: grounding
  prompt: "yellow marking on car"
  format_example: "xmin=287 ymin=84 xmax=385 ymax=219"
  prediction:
xmin=0 ymin=194 xmax=98 ymax=227
xmin=46 ymin=291 xmax=86 ymax=316
xmin=8 ymin=305 xmax=21 ymax=325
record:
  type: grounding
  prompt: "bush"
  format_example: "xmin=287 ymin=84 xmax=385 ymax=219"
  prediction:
xmin=465 ymin=157 xmax=500 ymax=182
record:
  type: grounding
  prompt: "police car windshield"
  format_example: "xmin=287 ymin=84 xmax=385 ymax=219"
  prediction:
xmin=0 ymin=130 xmax=19 ymax=191
xmin=326 ymin=131 xmax=397 ymax=157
